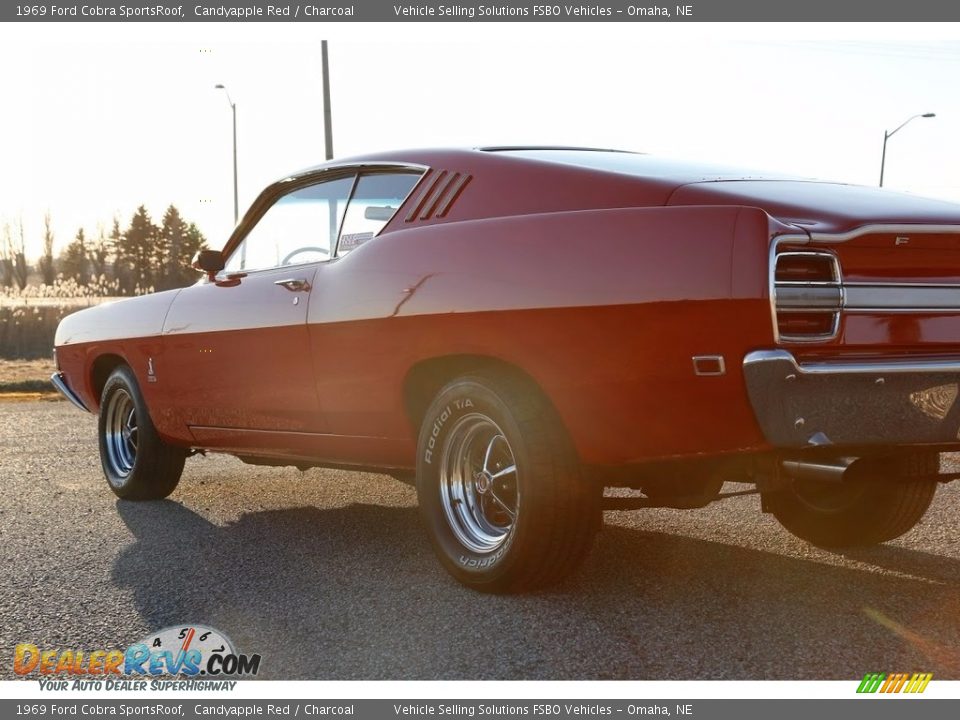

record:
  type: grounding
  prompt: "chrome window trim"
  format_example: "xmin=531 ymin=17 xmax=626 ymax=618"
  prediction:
xmin=218 ymin=165 xmax=429 ymax=279
xmin=220 ymin=162 xmax=430 ymax=272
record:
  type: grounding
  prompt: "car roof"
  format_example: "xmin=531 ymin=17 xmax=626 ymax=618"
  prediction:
xmin=283 ymin=146 xmax=796 ymax=186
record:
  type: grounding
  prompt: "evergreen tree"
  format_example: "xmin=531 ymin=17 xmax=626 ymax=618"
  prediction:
xmin=117 ymin=206 xmax=158 ymax=294
xmin=153 ymin=210 xmax=209 ymax=289
xmin=158 ymin=205 xmax=188 ymax=290
xmin=42 ymin=207 xmax=209 ymax=296
xmin=60 ymin=227 xmax=90 ymax=285
xmin=181 ymin=223 xmax=207 ymax=285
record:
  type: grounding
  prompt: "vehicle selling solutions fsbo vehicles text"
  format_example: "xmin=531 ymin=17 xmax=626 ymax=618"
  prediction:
xmin=391 ymin=5 xmax=689 ymax=18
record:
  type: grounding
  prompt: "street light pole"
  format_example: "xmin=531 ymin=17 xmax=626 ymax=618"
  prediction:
xmin=215 ymin=84 xmax=239 ymax=224
xmin=879 ymin=112 xmax=935 ymax=187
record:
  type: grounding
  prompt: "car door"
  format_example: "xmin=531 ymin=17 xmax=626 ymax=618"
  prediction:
xmin=159 ymin=174 xmax=355 ymax=451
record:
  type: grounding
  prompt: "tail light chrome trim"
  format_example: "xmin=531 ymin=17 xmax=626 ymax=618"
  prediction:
xmin=805 ymin=223 xmax=960 ymax=244
xmin=774 ymin=250 xmax=843 ymax=343
xmin=770 ymin=227 xmax=960 ymax=345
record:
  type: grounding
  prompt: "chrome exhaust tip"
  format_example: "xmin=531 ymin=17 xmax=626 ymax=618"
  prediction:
xmin=781 ymin=457 xmax=857 ymax=484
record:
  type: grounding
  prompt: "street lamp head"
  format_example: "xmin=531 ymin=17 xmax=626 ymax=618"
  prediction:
xmin=214 ymin=84 xmax=235 ymax=108
xmin=880 ymin=111 xmax=937 ymax=187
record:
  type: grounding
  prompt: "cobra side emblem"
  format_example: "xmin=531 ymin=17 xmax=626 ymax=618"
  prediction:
xmin=895 ymin=236 xmax=910 ymax=246
xmin=147 ymin=357 xmax=157 ymax=383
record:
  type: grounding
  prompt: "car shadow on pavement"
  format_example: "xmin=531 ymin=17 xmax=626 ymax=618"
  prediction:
xmin=113 ymin=500 xmax=960 ymax=680
xmin=833 ymin=544 xmax=960 ymax=586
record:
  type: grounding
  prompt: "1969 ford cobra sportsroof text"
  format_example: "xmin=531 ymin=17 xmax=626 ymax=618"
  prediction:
xmin=52 ymin=147 xmax=960 ymax=591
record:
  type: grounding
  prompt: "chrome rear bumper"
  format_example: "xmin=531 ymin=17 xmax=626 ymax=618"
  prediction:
xmin=50 ymin=372 xmax=90 ymax=413
xmin=743 ymin=350 xmax=960 ymax=448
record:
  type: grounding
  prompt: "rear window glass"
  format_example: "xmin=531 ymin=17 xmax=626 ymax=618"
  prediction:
xmin=336 ymin=172 xmax=422 ymax=257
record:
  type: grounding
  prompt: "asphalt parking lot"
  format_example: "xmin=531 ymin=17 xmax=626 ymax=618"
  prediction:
xmin=2 ymin=399 xmax=959 ymax=680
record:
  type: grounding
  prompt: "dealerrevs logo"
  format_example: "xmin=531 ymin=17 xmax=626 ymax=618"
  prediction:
xmin=14 ymin=625 xmax=261 ymax=681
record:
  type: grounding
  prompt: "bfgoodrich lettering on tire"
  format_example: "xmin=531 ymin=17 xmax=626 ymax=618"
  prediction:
xmin=98 ymin=365 xmax=186 ymax=500
xmin=416 ymin=372 xmax=600 ymax=592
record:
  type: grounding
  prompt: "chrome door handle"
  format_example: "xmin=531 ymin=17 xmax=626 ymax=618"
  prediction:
xmin=273 ymin=278 xmax=311 ymax=292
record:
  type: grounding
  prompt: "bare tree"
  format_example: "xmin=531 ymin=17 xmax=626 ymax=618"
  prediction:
xmin=38 ymin=212 xmax=56 ymax=285
xmin=0 ymin=221 xmax=14 ymax=288
xmin=89 ymin=223 xmax=112 ymax=280
xmin=12 ymin=218 xmax=28 ymax=291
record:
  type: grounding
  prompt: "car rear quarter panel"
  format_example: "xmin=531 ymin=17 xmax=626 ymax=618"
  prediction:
xmin=308 ymin=205 xmax=780 ymax=467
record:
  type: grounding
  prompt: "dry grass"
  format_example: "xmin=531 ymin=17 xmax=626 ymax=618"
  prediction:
xmin=0 ymin=358 xmax=56 ymax=393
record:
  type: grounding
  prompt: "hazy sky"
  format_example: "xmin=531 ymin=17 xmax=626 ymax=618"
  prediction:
xmin=1 ymin=22 xmax=959 ymax=258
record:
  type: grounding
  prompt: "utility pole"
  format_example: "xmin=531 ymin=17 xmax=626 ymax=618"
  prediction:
xmin=322 ymin=40 xmax=334 ymax=161
xmin=214 ymin=84 xmax=239 ymax=224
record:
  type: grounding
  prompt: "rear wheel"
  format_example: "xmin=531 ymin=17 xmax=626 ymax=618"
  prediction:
xmin=769 ymin=452 xmax=938 ymax=547
xmin=98 ymin=365 xmax=186 ymax=500
xmin=416 ymin=373 xmax=600 ymax=592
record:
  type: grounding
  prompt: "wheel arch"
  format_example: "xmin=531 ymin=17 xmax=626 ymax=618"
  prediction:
xmin=402 ymin=353 xmax=581 ymax=464
xmin=90 ymin=353 xmax=128 ymax=409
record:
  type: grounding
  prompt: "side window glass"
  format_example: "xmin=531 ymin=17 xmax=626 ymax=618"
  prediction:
xmin=224 ymin=175 xmax=354 ymax=273
xmin=336 ymin=172 xmax=422 ymax=257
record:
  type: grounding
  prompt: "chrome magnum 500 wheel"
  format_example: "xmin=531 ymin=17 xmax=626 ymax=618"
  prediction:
xmin=438 ymin=413 xmax=519 ymax=555
xmin=770 ymin=452 xmax=938 ymax=548
xmin=417 ymin=372 xmax=599 ymax=592
xmin=98 ymin=365 xmax=186 ymax=500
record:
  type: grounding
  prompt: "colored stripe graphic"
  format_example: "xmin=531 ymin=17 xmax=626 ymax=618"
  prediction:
xmin=857 ymin=673 xmax=885 ymax=693
xmin=857 ymin=672 xmax=932 ymax=693
xmin=912 ymin=673 xmax=933 ymax=693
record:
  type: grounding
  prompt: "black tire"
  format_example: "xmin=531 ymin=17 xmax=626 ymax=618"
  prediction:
xmin=98 ymin=365 xmax=186 ymax=500
xmin=769 ymin=452 xmax=938 ymax=548
xmin=416 ymin=372 xmax=600 ymax=592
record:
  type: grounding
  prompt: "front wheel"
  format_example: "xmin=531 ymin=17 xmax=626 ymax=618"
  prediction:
xmin=98 ymin=365 xmax=186 ymax=500
xmin=416 ymin=373 xmax=600 ymax=593
xmin=769 ymin=452 xmax=938 ymax=548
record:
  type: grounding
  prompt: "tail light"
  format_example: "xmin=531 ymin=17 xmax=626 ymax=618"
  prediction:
xmin=774 ymin=251 xmax=842 ymax=343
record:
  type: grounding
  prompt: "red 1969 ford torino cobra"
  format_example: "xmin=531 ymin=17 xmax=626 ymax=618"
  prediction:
xmin=52 ymin=147 xmax=960 ymax=591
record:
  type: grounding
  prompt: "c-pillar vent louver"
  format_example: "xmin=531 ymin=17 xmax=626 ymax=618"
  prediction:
xmin=405 ymin=170 xmax=472 ymax=222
